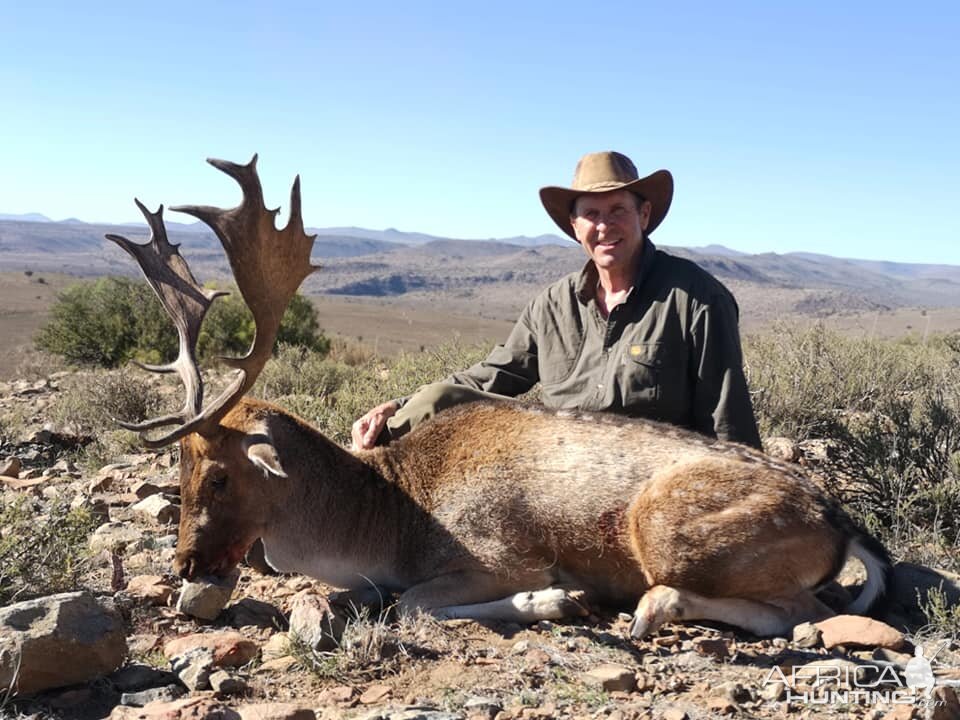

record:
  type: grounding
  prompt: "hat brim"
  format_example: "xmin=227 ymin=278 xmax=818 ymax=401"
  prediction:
xmin=539 ymin=169 xmax=674 ymax=241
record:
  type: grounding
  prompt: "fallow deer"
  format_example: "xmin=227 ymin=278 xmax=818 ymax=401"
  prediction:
xmin=110 ymin=156 xmax=893 ymax=638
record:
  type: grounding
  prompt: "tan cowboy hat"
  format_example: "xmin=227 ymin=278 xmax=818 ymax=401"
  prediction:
xmin=539 ymin=151 xmax=674 ymax=240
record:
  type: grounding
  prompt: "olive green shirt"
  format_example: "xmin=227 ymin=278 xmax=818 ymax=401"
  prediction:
xmin=444 ymin=240 xmax=762 ymax=449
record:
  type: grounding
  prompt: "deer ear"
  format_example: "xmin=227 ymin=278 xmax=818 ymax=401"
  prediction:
xmin=242 ymin=427 xmax=287 ymax=478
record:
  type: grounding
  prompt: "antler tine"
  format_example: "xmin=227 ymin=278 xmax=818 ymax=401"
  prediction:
xmin=162 ymin=155 xmax=319 ymax=436
xmin=106 ymin=200 xmax=228 ymax=447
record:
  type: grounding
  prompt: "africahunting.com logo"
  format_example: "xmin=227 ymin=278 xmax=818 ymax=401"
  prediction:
xmin=759 ymin=641 xmax=959 ymax=709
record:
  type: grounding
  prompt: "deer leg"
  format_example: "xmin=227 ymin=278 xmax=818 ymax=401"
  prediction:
xmin=630 ymin=585 xmax=834 ymax=638
xmin=399 ymin=573 xmax=590 ymax=623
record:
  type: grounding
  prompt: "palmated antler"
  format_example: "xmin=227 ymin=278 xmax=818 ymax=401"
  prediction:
xmin=108 ymin=155 xmax=318 ymax=447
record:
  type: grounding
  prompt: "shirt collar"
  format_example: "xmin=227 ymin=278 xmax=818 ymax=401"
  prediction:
xmin=575 ymin=238 xmax=658 ymax=305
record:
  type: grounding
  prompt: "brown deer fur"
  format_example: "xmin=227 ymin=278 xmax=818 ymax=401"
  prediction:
xmin=174 ymin=397 xmax=891 ymax=637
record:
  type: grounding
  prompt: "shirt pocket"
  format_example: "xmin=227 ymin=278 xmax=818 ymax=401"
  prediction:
xmin=621 ymin=341 xmax=689 ymax=422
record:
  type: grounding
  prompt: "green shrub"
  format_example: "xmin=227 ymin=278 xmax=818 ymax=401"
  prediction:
xmin=745 ymin=322 xmax=960 ymax=567
xmin=0 ymin=496 xmax=99 ymax=604
xmin=35 ymin=277 xmax=173 ymax=366
xmin=49 ymin=369 xmax=165 ymax=434
xmin=36 ymin=277 xmax=329 ymax=367
xmin=255 ymin=340 xmax=490 ymax=445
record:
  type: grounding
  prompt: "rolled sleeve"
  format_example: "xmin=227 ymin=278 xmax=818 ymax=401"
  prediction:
xmin=444 ymin=303 xmax=541 ymax=398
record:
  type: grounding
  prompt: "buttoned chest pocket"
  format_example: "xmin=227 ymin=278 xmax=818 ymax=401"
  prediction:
xmin=620 ymin=342 xmax=689 ymax=422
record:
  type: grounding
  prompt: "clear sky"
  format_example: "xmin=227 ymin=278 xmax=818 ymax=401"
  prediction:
xmin=2 ymin=1 xmax=958 ymax=264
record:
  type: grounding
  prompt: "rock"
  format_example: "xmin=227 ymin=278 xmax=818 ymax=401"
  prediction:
xmin=170 ymin=647 xmax=214 ymax=691
xmin=109 ymin=696 xmax=235 ymax=720
xmin=759 ymin=681 xmax=786 ymax=702
xmin=133 ymin=495 xmax=180 ymax=525
xmin=125 ymin=575 xmax=177 ymax=606
xmin=763 ymin=437 xmax=800 ymax=462
xmin=120 ymin=684 xmax=187 ymax=707
xmin=111 ymin=664 xmax=181 ymax=692
xmin=1 ymin=476 xmax=46 ymax=493
xmin=692 ymin=637 xmax=729 ymax=660
xmin=164 ymin=630 xmax=259 ymax=668
xmin=0 ymin=591 xmax=127 ymax=696
xmin=257 ymin=656 xmax=299 ymax=673
xmin=131 ymin=480 xmax=162 ymax=500
xmin=176 ymin=569 xmax=239 ymax=621
xmin=791 ymin=621 xmax=822 ymax=648
xmin=237 ymin=703 xmax=316 ymax=720
xmin=316 ymin=685 xmax=354 ymax=704
xmin=225 ymin=598 xmax=288 ymax=630
xmin=0 ymin=456 xmax=21 ymax=478
xmin=661 ymin=710 xmax=689 ymax=720
xmin=463 ymin=697 xmax=503 ymax=719
xmin=288 ymin=591 xmax=347 ymax=651
xmin=815 ymin=615 xmax=906 ymax=650
xmin=582 ymin=664 xmax=636 ymax=692
xmin=359 ymin=684 xmax=392 ymax=704
xmin=261 ymin=633 xmax=292 ymax=661
xmin=210 ymin=669 xmax=249 ymax=695
xmin=89 ymin=522 xmax=145 ymax=553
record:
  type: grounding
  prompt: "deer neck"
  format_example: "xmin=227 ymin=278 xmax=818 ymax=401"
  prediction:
xmin=255 ymin=416 xmax=422 ymax=591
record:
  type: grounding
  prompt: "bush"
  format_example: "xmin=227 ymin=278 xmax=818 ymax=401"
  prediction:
xmin=0 ymin=496 xmax=98 ymax=604
xmin=36 ymin=277 xmax=329 ymax=367
xmin=35 ymin=277 xmax=173 ymax=366
xmin=745 ymin=322 xmax=960 ymax=568
xmin=255 ymin=340 xmax=490 ymax=445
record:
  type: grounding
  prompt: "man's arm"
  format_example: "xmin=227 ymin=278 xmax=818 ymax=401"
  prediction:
xmin=443 ymin=306 xmax=541 ymax=396
xmin=351 ymin=304 xmax=541 ymax=449
xmin=689 ymin=292 xmax=762 ymax=450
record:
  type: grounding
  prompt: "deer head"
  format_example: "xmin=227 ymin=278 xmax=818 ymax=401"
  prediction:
xmin=108 ymin=156 xmax=318 ymax=578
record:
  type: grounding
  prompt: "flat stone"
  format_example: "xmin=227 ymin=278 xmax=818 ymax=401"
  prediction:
xmin=164 ymin=630 xmax=258 ymax=668
xmin=225 ymin=598 xmax=288 ymax=630
xmin=176 ymin=569 xmax=239 ymax=621
xmin=1 ymin=476 xmax=46 ymax=492
xmin=130 ymin=480 xmax=163 ymax=499
xmin=133 ymin=494 xmax=180 ymax=525
xmin=693 ymin=637 xmax=730 ymax=660
xmin=126 ymin=575 xmax=176 ymax=606
xmin=109 ymin=696 xmax=234 ymax=720
xmin=119 ymin=684 xmax=186 ymax=707
xmin=815 ymin=615 xmax=906 ymax=650
xmin=210 ymin=669 xmax=249 ymax=695
xmin=359 ymin=684 xmax=392 ymax=704
xmin=582 ymin=664 xmax=636 ymax=692
xmin=111 ymin=663 xmax=181 ymax=692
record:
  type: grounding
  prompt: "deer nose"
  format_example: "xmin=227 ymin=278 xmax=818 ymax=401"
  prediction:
xmin=175 ymin=554 xmax=197 ymax=581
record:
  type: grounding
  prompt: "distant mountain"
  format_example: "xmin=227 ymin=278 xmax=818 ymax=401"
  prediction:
xmin=1 ymin=214 xmax=959 ymax=314
xmin=0 ymin=212 xmax=52 ymax=222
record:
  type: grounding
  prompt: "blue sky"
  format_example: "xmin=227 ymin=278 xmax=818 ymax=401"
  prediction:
xmin=1 ymin=1 xmax=958 ymax=264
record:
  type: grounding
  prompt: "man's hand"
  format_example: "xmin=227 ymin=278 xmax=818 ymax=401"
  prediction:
xmin=351 ymin=400 xmax=400 ymax=450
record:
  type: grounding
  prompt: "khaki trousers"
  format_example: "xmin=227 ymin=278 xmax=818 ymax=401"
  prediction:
xmin=381 ymin=382 xmax=514 ymax=444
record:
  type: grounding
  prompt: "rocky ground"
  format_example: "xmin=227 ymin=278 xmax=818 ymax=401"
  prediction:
xmin=1 ymin=375 xmax=959 ymax=720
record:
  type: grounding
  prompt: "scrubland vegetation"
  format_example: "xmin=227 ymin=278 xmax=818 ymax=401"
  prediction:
xmin=5 ymin=280 xmax=960 ymax=632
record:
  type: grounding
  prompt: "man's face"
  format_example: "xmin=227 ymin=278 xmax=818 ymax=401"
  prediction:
xmin=571 ymin=190 xmax=650 ymax=275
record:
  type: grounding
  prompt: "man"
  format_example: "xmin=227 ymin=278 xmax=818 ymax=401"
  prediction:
xmin=352 ymin=151 xmax=762 ymax=450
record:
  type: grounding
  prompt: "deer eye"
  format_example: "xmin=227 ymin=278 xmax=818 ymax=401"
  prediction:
xmin=211 ymin=475 xmax=228 ymax=491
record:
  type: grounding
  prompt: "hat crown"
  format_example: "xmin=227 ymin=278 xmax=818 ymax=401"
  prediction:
xmin=572 ymin=151 xmax=640 ymax=192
